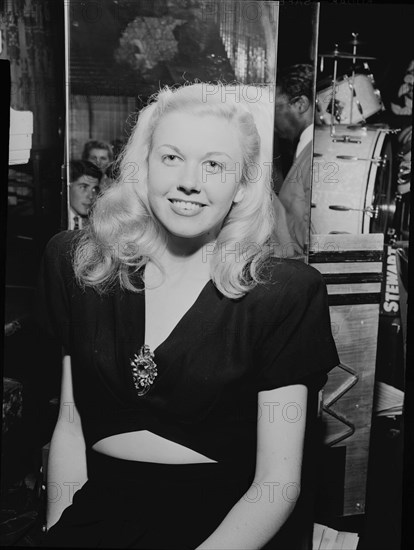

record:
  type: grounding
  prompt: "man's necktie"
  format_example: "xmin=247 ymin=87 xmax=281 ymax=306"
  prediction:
xmin=73 ymin=215 xmax=79 ymax=230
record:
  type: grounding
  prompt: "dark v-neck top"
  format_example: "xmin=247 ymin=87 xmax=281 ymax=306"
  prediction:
xmin=35 ymin=231 xmax=339 ymax=471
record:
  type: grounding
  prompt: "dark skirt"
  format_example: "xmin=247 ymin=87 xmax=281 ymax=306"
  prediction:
xmin=44 ymin=449 xmax=253 ymax=549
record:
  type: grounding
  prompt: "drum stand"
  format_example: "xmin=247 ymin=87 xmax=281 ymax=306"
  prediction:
xmin=348 ymin=33 xmax=365 ymax=127
xmin=323 ymin=44 xmax=361 ymax=143
xmin=321 ymin=35 xmax=400 ymax=146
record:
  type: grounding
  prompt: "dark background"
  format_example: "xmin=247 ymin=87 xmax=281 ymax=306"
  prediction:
xmin=318 ymin=3 xmax=414 ymax=115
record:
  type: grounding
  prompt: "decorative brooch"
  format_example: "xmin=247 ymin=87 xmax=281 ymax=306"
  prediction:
xmin=130 ymin=344 xmax=158 ymax=396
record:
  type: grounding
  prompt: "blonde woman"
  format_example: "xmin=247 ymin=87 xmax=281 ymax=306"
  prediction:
xmin=36 ymin=83 xmax=338 ymax=549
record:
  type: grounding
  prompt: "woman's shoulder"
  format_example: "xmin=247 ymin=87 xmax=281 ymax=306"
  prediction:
xmin=244 ymin=256 xmax=326 ymax=309
xmin=259 ymin=256 xmax=325 ymax=290
xmin=241 ymin=257 xmax=329 ymax=327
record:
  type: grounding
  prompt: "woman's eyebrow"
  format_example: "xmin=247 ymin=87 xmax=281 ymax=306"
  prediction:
xmin=156 ymin=144 xmax=182 ymax=154
xmin=202 ymin=151 xmax=232 ymax=159
xmin=156 ymin=145 xmax=232 ymax=160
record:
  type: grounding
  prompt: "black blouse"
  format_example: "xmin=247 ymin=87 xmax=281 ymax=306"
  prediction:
xmin=35 ymin=231 xmax=339 ymax=472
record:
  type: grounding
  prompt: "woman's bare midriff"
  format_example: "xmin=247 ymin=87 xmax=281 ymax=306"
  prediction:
xmin=91 ymin=430 xmax=218 ymax=463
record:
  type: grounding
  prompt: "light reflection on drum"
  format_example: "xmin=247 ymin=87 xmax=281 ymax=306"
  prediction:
xmin=311 ymin=125 xmax=393 ymax=235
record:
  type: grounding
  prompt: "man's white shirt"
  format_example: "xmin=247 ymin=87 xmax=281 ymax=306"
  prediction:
xmin=69 ymin=209 xmax=85 ymax=230
xmin=295 ymin=123 xmax=314 ymax=159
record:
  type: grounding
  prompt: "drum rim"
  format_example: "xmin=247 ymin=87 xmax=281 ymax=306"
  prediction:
xmin=365 ymin=138 xmax=393 ymax=235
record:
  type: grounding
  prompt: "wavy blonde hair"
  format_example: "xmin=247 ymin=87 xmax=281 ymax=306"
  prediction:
xmin=74 ymin=83 xmax=277 ymax=298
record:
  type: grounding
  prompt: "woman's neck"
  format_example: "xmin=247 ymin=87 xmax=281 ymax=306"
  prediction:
xmin=150 ymin=236 xmax=216 ymax=285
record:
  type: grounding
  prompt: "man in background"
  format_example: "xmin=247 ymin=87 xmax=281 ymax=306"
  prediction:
xmin=272 ymin=63 xmax=315 ymax=258
xmin=68 ymin=160 xmax=102 ymax=230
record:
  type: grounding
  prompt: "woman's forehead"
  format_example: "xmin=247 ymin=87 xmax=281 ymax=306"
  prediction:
xmin=152 ymin=111 xmax=240 ymax=149
xmin=89 ymin=148 xmax=109 ymax=158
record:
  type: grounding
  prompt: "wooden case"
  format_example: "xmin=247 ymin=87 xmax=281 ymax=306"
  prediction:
xmin=309 ymin=233 xmax=384 ymax=516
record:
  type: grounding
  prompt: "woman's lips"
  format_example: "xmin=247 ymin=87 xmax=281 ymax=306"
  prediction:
xmin=168 ymin=199 xmax=205 ymax=216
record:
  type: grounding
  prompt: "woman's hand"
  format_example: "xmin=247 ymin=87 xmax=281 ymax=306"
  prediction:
xmin=46 ymin=355 xmax=88 ymax=530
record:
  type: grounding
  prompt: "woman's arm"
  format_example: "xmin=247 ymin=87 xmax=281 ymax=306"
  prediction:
xmin=196 ymin=383 xmax=308 ymax=550
xmin=46 ymin=355 xmax=88 ymax=530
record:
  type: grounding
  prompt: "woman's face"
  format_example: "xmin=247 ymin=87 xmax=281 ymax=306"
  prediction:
xmin=147 ymin=112 xmax=245 ymax=243
xmin=87 ymin=148 xmax=111 ymax=172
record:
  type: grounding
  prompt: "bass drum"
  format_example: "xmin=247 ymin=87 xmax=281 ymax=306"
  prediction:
xmin=311 ymin=125 xmax=393 ymax=235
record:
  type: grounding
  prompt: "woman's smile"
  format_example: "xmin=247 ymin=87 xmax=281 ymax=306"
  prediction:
xmin=168 ymin=198 xmax=206 ymax=216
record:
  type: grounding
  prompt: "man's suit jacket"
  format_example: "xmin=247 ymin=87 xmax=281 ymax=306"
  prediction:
xmin=272 ymin=140 xmax=313 ymax=259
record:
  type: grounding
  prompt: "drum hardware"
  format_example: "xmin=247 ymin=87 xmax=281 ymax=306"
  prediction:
xmin=320 ymin=47 xmax=349 ymax=58
xmin=332 ymin=134 xmax=362 ymax=144
xmin=355 ymin=96 xmax=364 ymax=118
xmin=329 ymin=205 xmax=379 ymax=217
xmin=327 ymin=200 xmax=397 ymax=231
xmin=349 ymin=33 xmax=358 ymax=124
xmin=329 ymin=45 xmax=340 ymax=137
xmin=387 ymin=192 xmax=410 ymax=245
xmin=397 ymin=162 xmax=410 ymax=181
xmin=326 ymin=97 xmax=343 ymax=124
xmin=335 ymin=154 xmax=388 ymax=166
xmin=379 ymin=128 xmax=401 ymax=134
xmin=347 ymin=85 xmax=365 ymax=123
xmin=346 ymin=125 xmax=401 ymax=135
xmin=347 ymin=34 xmax=368 ymax=125
xmin=391 ymin=240 xmax=410 ymax=249
xmin=364 ymin=66 xmax=376 ymax=86
xmin=348 ymin=36 xmax=366 ymax=47
xmin=319 ymin=51 xmax=376 ymax=61
xmin=317 ymin=34 xmax=382 ymax=128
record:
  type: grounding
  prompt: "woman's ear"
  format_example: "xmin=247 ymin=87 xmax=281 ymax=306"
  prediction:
xmin=233 ymin=185 xmax=245 ymax=204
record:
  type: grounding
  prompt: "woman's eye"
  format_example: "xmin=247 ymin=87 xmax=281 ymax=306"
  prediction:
xmin=204 ymin=161 xmax=223 ymax=175
xmin=162 ymin=154 xmax=180 ymax=165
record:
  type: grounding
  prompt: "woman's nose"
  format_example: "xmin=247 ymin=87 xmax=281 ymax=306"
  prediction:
xmin=178 ymin=163 xmax=201 ymax=193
